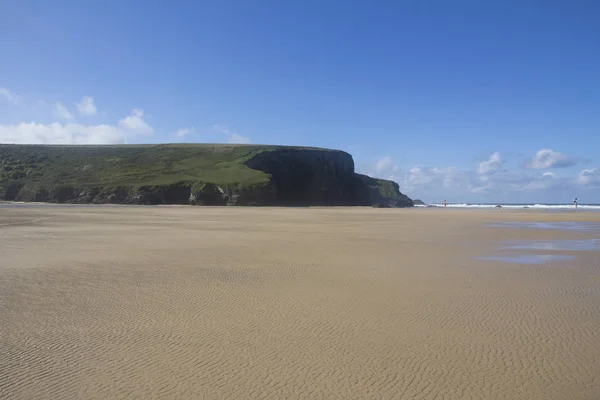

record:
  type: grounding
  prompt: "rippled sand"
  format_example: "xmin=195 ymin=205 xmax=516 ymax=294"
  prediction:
xmin=1 ymin=206 xmax=600 ymax=399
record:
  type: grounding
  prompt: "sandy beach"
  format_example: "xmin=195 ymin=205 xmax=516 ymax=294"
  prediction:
xmin=1 ymin=206 xmax=600 ymax=399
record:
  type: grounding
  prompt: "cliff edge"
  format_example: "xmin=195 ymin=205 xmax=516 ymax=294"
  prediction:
xmin=0 ymin=144 xmax=413 ymax=207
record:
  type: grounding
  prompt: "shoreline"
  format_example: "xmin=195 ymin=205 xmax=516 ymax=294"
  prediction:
xmin=1 ymin=199 xmax=598 ymax=212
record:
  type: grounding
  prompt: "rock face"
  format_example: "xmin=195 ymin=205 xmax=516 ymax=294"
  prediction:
xmin=245 ymin=149 xmax=360 ymax=206
xmin=354 ymin=174 xmax=414 ymax=208
xmin=413 ymin=199 xmax=425 ymax=205
xmin=0 ymin=145 xmax=413 ymax=207
xmin=243 ymin=150 xmax=413 ymax=207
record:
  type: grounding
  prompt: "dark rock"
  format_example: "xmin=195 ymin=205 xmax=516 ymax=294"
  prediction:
xmin=190 ymin=183 xmax=226 ymax=206
xmin=131 ymin=184 xmax=190 ymax=205
xmin=98 ymin=187 xmax=129 ymax=204
xmin=48 ymin=187 xmax=76 ymax=203
xmin=244 ymin=149 xmax=358 ymax=206
xmin=1 ymin=182 xmax=24 ymax=201
xmin=245 ymin=150 xmax=413 ymax=207
xmin=32 ymin=188 xmax=49 ymax=202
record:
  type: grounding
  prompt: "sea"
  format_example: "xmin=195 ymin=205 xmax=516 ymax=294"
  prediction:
xmin=419 ymin=203 xmax=600 ymax=211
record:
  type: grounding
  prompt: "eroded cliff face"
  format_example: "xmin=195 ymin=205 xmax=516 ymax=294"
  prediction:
xmin=244 ymin=149 xmax=363 ymax=206
xmin=2 ymin=182 xmax=276 ymax=206
xmin=0 ymin=146 xmax=413 ymax=207
xmin=354 ymin=174 xmax=414 ymax=208
xmin=243 ymin=149 xmax=413 ymax=207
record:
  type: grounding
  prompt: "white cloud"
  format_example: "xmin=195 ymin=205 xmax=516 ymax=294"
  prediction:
xmin=0 ymin=89 xmax=158 ymax=144
xmin=212 ymin=124 xmax=251 ymax=144
xmin=357 ymin=157 xmax=403 ymax=187
xmin=361 ymin=149 xmax=591 ymax=202
xmin=119 ymin=109 xmax=153 ymax=134
xmin=172 ymin=127 xmax=195 ymax=138
xmin=0 ymin=90 xmax=158 ymax=145
xmin=528 ymin=148 xmax=576 ymax=169
xmin=404 ymin=166 xmax=465 ymax=193
xmin=577 ymin=168 xmax=600 ymax=187
xmin=394 ymin=161 xmax=575 ymax=200
xmin=76 ymin=96 xmax=97 ymax=116
xmin=406 ymin=166 xmax=436 ymax=186
xmin=0 ymin=87 xmax=23 ymax=106
xmin=0 ymin=107 xmax=154 ymax=145
xmin=228 ymin=133 xmax=251 ymax=144
xmin=0 ymin=122 xmax=128 ymax=144
xmin=375 ymin=156 xmax=394 ymax=173
xmin=473 ymin=169 xmax=566 ymax=193
xmin=477 ymin=152 xmax=503 ymax=175
xmin=516 ymin=172 xmax=561 ymax=191
xmin=52 ymin=103 xmax=74 ymax=120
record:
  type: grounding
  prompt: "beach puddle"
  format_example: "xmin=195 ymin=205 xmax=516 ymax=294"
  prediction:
xmin=501 ymin=239 xmax=600 ymax=251
xmin=486 ymin=222 xmax=600 ymax=233
xmin=477 ymin=254 xmax=576 ymax=264
xmin=477 ymin=221 xmax=600 ymax=264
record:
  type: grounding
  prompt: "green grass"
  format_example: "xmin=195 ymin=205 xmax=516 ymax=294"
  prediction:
xmin=0 ymin=143 xmax=328 ymax=189
xmin=373 ymin=179 xmax=400 ymax=199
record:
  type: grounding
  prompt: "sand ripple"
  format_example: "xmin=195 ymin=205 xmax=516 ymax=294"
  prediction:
xmin=1 ymin=207 xmax=600 ymax=399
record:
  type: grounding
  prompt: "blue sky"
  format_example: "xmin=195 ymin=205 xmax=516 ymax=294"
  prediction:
xmin=1 ymin=0 xmax=599 ymax=203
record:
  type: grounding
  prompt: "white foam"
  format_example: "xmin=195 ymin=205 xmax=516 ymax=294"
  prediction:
xmin=424 ymin=203 xmax=600 ymax=210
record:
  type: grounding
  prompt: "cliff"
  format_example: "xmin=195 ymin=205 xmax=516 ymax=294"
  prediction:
xmin=0 ymin=144 xmax=413 ymax=207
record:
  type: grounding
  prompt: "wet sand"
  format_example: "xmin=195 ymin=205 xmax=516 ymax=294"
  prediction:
xmin=1 ymin=206 xmax=600 ymax=399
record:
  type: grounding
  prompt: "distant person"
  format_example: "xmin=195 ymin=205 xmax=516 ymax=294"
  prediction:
xmin=574 ymin=198 xmax=578 ymax=209
xmin=444 ymin=199 xmax=447 ymax=208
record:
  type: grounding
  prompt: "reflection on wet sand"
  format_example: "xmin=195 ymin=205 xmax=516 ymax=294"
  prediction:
xmin=478 ymin=254 xmax=576 ymax=264
xmin=486 ymin=221 xmax=600 ymax=233
xmin=480 ymin=221 xmax=600 ymax=264
xmin=501 ymin=239 xmax=600 ymax=251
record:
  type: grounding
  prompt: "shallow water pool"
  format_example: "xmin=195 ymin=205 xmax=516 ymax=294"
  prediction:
xmin=500 ymin=239 xmax=600 ymax=251
xmin=486 ymin=221 xmax=600 ymax=233
xmin=477 ymin=254 xmax=577 ymax=264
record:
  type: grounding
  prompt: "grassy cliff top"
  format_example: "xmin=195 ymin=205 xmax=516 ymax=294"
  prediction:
xmin=0 ymin=143 xmax=342 ymax=189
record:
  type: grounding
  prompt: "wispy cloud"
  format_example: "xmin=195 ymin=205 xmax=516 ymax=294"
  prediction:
xmin=172 ymin=127 xmax=195 ymax=138
xmin=118 ymin=109 xmax=153 ymax=134
xmin=404 ymin=166 xmax=465 ymax=193
xmin=212 ymin=124 xmax=251 ymax=144
xmin=577 ymin=168 xmax=600 ymax=188
xmin=0 ymin=87 xmax=23 ymax=106
xmin=375 ymin=156 xmax=394 ymax=174
xmin=526 ymin=148 xmax=577 ymax=169
xmin=1 ymin=107 xmax=154 ymax=144
xmin=360 ymin=149 xmax=591 ymax=202
xmin=1 ymin=122 xmax=129 ymax=144
xmin=477 ymin=152 xmax=504 ymax=175
xmin=76 ymin=96 xmax=97 ymax=116
xmin=52 ymin=102 xmax=74 ymax=120
xmin=358 ymin=156 xmax=402 ymax=183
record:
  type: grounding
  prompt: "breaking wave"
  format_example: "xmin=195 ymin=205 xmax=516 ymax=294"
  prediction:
xmin=419 ymin=203 xmax=600 ymax=210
